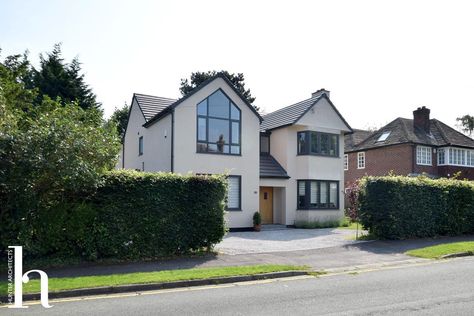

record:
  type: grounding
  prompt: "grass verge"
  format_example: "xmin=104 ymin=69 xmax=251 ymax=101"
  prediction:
xmin=405 ymin=241 xmax=474 ymax=259
xmin=0 ymin=264 xmax=307 ymax=295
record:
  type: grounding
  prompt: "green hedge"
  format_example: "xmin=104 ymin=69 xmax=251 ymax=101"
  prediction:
xmin=1 ymin=170 xmax=227 ymax=260
xmin=358 ymin=176 xmax=474 ymax=239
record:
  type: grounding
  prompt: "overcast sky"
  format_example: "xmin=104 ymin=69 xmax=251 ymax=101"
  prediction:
xmin=1 ymin=0 xmax=473 ymax=130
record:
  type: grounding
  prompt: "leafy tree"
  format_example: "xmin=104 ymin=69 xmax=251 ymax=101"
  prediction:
xmin=33 ymin=43 xmax=101 ymax=111
xmin=108 ymin=103 xmax=129 ymax=141
xmin=456 ymin=114 xmax=474 ymax=136
xmin=0 ymin=50 xmax=37 ymax=112
xmin=179 ymin=70 xmax=259 ymax=112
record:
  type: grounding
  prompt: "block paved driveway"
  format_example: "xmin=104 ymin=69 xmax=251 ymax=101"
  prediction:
xmin=215 ymin=227 xmax=367 ymax=255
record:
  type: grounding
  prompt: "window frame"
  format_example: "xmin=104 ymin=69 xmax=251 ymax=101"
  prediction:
xmin=296 ymin=131 xmax=339 ymax=157
xmin=297 ymin=180 xmax=339 ymax=210
xmin=344 ymin=154 xmax=349 ymax=171
xmin=357 ymin=152 xmax=365 ymax=169
xmin=447 ymin=147 xmax=474 ymax=167
xmin=416 ymin=146 xmax=432 ymax=166
xmin=227 ymin=175 xmax=242 ymax=211
xmin=260 ymin=133 xmax=270 ymax=155
xmin=138 ymin=136 xmax=143 ymax=156
xmin=196 ymin=89 xmax=242 ymax=156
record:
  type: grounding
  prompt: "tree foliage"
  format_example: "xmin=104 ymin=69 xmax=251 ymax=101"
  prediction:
xmin=179 ymin=70 xmax=259 ymax=112
xmin=32 ymin=43 xmax=101 ymax=111
xmin=108 ymin=103 xmax=129 ymax=141
xmin=456 ymin=114 xmax=474 ymax=136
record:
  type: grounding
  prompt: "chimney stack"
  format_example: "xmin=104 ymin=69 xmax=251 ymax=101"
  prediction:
xmin=312 ymin=88 xmax=330 ymax=98
xmin=413 ymin=106 xmax=431 ymax=133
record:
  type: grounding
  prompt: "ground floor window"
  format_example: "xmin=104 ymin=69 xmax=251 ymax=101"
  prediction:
xmin=227 ymin=175 xmax=241 ymax=210
xmin=297 ymin=180 xmax=339 ymax=210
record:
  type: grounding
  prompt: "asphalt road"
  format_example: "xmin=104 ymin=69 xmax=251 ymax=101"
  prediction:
xmin=3 ymin=257 xmax=474 ymax=315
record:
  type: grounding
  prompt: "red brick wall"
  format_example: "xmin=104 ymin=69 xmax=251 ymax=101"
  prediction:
xmin=438 ymin=166 xmax=474 ymax=180
xmin=344 ymin=144 xmax=414 ymax=187
xmin=345 ymin=144 xmax=474 ymax=187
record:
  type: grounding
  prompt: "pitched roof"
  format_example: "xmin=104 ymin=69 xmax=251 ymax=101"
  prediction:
xmin=134 ymin=93 xmax=177 ymax=121
xmin=346 ymin=117 xmax=474 ymax=152
xmin=344 ymin=129 xmax=374 ymax=151
xmin=260 ymin=155 xmax=290 ymax=178
xmin=260 ymin=92 xmax=352 ymax=133
xmin=143 ymin=73 xmax=262 ymax=127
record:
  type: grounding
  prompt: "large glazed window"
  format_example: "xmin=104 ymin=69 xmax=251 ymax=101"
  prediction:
xmin=297 ymin=131 xmax=339 ymax=157
xmin=297 ymin=180 xmax=339 ymax=210
xmin=196 ymin=89 xmax=241 ymax=155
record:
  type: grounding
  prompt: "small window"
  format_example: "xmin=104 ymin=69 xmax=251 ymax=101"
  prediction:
xmin=227 ymin=176 xmax=241 ymax=210
xmin=138 ymin=136 xmax=143 ymax=156
xmin=260 ymin=135 xmax=270 ymax=154
xmin=344 ymin=154 xmax=348 ymax=171
xmin=357 ymin=152 xmax=365 ymax=169
xmin=377 ymin=131 xmax=391 ymax=142
xmin=297 ymin=180 xmax=339 ymax=210
xmin=438 ymin=148 xmax=445 ymax=165
xmin=416 ymin=146 xmax=432 ymax=165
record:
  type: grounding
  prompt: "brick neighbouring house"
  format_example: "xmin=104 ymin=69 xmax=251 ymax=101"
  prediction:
xmin=344 ymin=106 xmax=474 ymax=187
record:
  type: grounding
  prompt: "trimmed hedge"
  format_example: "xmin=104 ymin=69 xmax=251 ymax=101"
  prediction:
xmin=1 ymin=170 xmax=227 ymax=261
xmin=358 ymin=176 xmax=474 ymax=239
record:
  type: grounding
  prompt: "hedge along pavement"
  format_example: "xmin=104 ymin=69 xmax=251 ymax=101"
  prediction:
xmin=358 ymin=175 xmax=474 ymax=239
xmin=1 ymin=170 xmax=227 ymax=262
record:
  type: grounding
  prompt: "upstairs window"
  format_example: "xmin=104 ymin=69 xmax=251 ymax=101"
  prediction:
xmin=377 ymin=131 xmax=391 ymax=142
xmin=416 ymin=146 xmax=432 ymax=165
xmin=260 ymin=134 xmax=270 ymax=155
xmin=138 ymin=136 xmax=143 ymax=156
xmin=357 ymin=152 xmax=365 ymax=169
xmin=197 ymin=89 xmax=241 ymax=155
xmin=297 ymin=131 xmax=339 ymax=157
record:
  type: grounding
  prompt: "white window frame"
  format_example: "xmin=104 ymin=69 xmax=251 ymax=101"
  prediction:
xmin=357 ymin=152 xmax=365 ymax=169
xmin=437 ymin=148 xmax=446 ymax=166
xmin=416 ymin=146 xmax=432 ymax=166
xmin=344 ymin=154 xmax=349 ymax=171
xmin=447 ymin=147 xmax=474 ymax=167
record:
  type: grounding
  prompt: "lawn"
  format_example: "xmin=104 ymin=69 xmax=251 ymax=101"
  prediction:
xmin=0 ymin=264 xmax=307 ymax=295
xmin=405 ymin=241 xmax=474 ymax=259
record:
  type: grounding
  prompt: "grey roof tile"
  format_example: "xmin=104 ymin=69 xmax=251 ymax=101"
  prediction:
xmin=346 ymin=117 xmax=474 ymax=152
xmin=134 ymin=93 xmax=177 ymax=121
xmin=260 ymin=93 xmax=323 ymax=131
xmin=260 ymin=155 xmax=290 ymax=178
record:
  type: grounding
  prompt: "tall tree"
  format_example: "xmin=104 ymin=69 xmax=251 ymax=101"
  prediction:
xmin=108 ymin=103 xmax=129 ymax=141
xmin=456 ymin=114 xmax=474 ymax=136
xmin=33 ymin=43 xmax=101 ymax=111
xmin=179 ymin=70 xmax=259 ymax=112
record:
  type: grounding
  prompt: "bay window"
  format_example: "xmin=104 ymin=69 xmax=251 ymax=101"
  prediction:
xmin=297 ymin=180 xmax=339 ymax=210
xmin=297 ymin=131 xmax=339 ymax=157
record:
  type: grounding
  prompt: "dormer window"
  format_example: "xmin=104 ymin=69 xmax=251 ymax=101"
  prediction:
xmin=377 ymin=131 xmax=391 ymax=142
xmin=196 ymin=89 xmax=241 ymax=155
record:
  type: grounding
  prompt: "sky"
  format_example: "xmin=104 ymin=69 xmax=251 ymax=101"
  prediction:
xmin=1 ymin=0 xmax=473 ymax=131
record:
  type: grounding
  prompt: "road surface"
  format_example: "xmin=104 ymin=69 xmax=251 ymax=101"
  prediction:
xmin=2 ymin=257 xmax=474 ymax=315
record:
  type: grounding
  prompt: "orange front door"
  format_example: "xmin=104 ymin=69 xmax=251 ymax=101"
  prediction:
xmin=259 ymin=187 xmax=273 ymax=224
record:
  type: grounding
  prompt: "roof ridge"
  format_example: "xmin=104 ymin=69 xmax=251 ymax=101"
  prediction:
xmin=262 ymin=95 xmax=322 ymax=118
xmin=398 ymin=117 xmax=411 ymax=141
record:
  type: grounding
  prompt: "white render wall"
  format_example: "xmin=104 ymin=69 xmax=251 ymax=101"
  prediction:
xmin=265 ymin=97 xmax=350 ymax=225
xmin=121 ymin=98 xmax=172 ymax=172
xmin=172 ymin=77 xmax=261 ymax=228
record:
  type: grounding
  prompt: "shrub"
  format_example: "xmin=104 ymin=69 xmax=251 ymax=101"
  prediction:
xmin=294 ymin=217 xmax=349 ymax=229
xmin=253 ymin=212 xmax=262 ymax=226
xmin=358 ymin=176 xmax=474 ymax=239
xmin=92 ymin=170 xmax=227 ymax=259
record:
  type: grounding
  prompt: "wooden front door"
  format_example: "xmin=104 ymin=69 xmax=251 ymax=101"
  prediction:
xmin=259 ymin=187 xmax=273 ymax=224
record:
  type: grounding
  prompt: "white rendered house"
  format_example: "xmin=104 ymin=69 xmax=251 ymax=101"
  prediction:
xmin=120 ymin=74 xmax=352 ymax=229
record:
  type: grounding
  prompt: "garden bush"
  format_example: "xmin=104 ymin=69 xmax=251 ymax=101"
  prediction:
xmin=358 ymin=176 xmax=474 ymax=239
